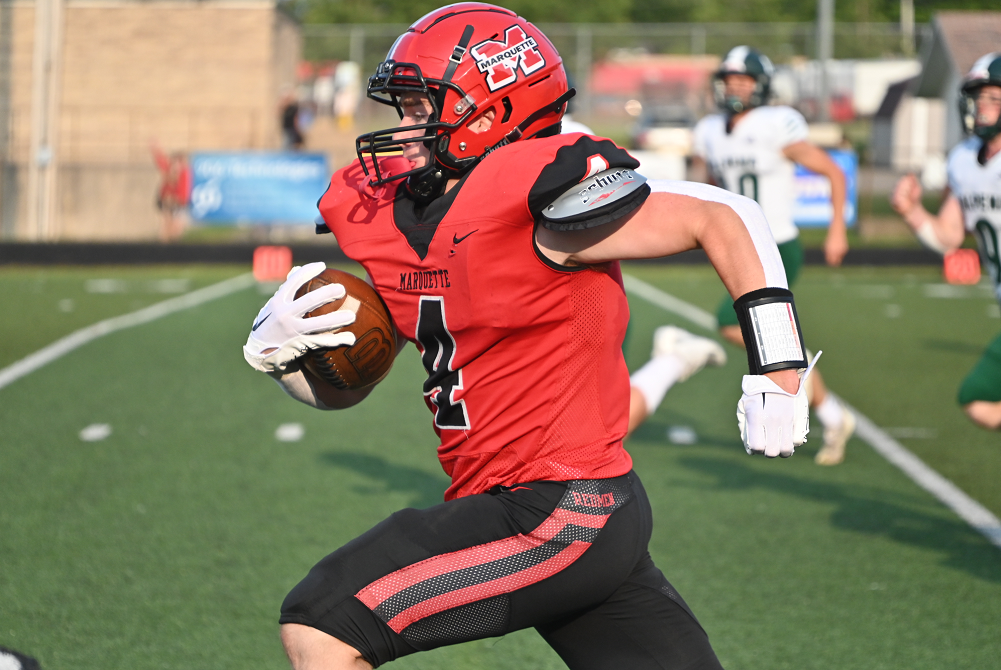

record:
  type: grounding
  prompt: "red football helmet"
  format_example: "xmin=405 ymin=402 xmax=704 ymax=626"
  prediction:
xmin=356 ymin=3 xmax=572 ymax=201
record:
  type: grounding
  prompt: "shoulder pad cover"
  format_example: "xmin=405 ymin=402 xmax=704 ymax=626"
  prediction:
xmin=541 ymin=167 xmax=649 ymax=231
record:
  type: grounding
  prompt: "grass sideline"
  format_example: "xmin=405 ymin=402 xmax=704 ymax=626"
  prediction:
xmin=0 ymin=264 xmax=998 ymax=669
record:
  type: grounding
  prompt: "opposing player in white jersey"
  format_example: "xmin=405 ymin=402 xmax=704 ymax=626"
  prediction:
xmin=692 ymin=46 xmax=855 ymax=465
xmin=892 ymin=53 xmax=1001 ymax=430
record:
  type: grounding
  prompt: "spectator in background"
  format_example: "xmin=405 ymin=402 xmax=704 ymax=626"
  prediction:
xmin=314 ymin=65 xmax=336 ymax=117
xmin=281 ymin=91 xmax=305 ymax=151
xmin=150 ymin=142 xmax=191 ymax=242
xmin=332 ymin=61 xmax=362 ymax=130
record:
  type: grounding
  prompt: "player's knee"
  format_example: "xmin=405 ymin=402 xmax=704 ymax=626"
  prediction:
xmin=281 ymin=623 xmax=371 ymax=670
xmin=963 ymin=401 xmax=1001 ymax=430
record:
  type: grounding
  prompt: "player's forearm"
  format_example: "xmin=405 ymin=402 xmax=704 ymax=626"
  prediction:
xmin=268 ymin=363 xmax=373 ymax=410
xmin=906 ymin=197 xmax=964 ymax=253
xmin=826 ymin=166 xmax=846 ymax=228
xmin=697 ymin=202 xmax=772 ymax=297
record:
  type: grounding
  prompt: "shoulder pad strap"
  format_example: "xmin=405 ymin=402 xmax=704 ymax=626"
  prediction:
xmin=541 ymin=167 xmax=649 ymax=231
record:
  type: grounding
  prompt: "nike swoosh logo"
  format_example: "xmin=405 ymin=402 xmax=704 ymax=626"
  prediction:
xmin=453 ymin=229 xmax=478 ymax=245
xmin=252 ymin=313 xmax=271 ymax=331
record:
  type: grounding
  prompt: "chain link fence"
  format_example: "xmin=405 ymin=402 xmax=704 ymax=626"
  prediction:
xmin=303 ymin=22 xmax=932 ymax=115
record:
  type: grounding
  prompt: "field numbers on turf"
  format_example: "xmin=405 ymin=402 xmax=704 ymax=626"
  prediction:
xmin=415 ymin=296 xmax=470 ymax=430
xmin=275 ymin=423 xmax=305 ymax=442
xmin=79 ymin=424 xmax=112 ymax=442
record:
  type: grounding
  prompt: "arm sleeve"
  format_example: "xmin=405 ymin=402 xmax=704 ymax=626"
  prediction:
xmin=775 ymin=108 xmax=809 ymax=149
xmin=648 ymin=179 xmax=788 ymax=289
xmin=527 ymin=135 xmax=650 ymax=230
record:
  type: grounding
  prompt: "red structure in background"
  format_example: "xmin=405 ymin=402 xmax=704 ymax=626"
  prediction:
xmin=590 ymin=55 xmax=719 ymax=99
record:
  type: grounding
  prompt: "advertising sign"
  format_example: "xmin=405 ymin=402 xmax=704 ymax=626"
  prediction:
xmin=189 ymin=152 xmax=329 ymax=224
xmin=793 ymin=148 xmax=857 ymax=227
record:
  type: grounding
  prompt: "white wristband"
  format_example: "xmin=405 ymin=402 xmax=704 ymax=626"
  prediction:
xmin=916 ymin=221 xmax=948 ymax=255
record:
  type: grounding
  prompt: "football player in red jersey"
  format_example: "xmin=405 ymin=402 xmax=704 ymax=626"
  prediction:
xmin=243 ymin=5 xmax=818 ymax=669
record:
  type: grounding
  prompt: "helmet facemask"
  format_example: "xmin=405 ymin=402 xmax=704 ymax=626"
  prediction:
xmin=712 ymin=73 xmax=770 ymax=115
xmin=960 ymin=85 xmax=1001 ymax=142
xmin=357 ymin=60 xmax=480 ymax=203
xmin=713 ymin=47 xmax=773 ymax=116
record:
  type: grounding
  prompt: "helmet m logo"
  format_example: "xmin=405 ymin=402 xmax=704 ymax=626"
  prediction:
xmin=470 ymin=25 xmax=546 ymax=92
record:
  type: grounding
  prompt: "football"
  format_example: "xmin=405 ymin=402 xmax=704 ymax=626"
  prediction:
xmin=294 ymin=268 xmax=396 ymax=390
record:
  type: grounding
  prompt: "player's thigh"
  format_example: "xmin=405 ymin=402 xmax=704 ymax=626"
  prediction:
xmin=280 ymin=474 xmax=648 ymax=666
xmin=279 ymin=490 xmax=524 ymax=665
xmin=958 ymin=331 xmax=1001 ymax=404
xmin=538 ymin=553 xmax=723 ymax=670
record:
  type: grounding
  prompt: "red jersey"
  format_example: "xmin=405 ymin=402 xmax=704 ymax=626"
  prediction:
xmin=318 ymin=134 xmax=647 ymax=500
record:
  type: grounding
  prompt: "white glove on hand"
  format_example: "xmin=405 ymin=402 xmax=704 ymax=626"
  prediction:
xmin=737 ymin=352 xmax=822 ymax=458
xmin=243 ymin=262 xmax=357 ymax=373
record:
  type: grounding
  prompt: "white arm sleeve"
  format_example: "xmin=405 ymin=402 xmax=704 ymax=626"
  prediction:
xmin=266 ymin=362 xmax=335 ymax=410
xmin=648 ymin=179 xmax=788 ymax=289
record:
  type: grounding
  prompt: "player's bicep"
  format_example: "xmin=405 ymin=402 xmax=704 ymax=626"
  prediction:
xmin=782 ymin=141 xmax=837 ymax=177
xmin=538 ymin=190 xmax=704 ymax=264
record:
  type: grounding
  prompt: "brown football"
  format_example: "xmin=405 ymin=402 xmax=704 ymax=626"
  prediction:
xmin=294 ymin=268 xmax=396 ymax=390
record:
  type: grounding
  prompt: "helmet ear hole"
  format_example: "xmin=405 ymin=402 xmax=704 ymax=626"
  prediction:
xmin=501 ymin=97 xmax=513 ymax=124
xmin=466 ymin=107 xmax=497 ymax=135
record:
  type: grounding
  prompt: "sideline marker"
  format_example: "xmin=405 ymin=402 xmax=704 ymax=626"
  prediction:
xmin=253 ymin=246 xmax=294 ymax=282
xmin=944 ymin=249 xmax=980 ymax=285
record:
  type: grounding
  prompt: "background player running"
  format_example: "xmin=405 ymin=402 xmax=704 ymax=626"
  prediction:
xmin=556 ymin=105 xmax=729 ymax=436
xmin=243 ymin=6 xmax=818 ymax=668
xmin=691 ymin=46 xmax=855 ymax=466
xmin=891 ymin=52 xmax=1001 ymax=430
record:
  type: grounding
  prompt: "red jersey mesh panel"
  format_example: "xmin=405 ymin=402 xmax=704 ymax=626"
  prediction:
xmin=525 ymin=267 xmax=631 ymax=482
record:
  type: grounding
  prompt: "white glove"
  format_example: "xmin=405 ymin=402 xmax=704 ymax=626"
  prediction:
xmin=243 ymin=262 xmax=357 ymax=373
xmin=737 ymin=352 xmax=822 ymax=458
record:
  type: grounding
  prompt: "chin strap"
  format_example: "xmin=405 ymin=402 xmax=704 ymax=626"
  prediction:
xmin=407 ymin=88 xmax=578 ymax=202
xmin=483 ymin=88 xmax=577 ymax=156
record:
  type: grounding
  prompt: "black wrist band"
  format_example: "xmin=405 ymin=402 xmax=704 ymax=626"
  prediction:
xmin=733 ymin=287 xmax=808 ymax=375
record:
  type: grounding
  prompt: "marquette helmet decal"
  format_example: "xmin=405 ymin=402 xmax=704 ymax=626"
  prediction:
xmin=470 ymin=25 xmax=546 ymax=92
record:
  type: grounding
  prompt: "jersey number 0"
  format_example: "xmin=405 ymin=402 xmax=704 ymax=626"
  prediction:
xmin=416 ymin=296 xmax=471 ymax=430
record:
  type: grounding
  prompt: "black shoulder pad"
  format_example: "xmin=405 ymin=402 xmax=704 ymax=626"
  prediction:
xmin=528 ymin=136 xmax=647 ymax=229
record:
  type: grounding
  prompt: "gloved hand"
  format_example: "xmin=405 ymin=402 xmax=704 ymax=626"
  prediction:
xmin=737 ymin=352 xmax=822 ymax=458
xmin=243 ymin=262 xmax=357 ymax=373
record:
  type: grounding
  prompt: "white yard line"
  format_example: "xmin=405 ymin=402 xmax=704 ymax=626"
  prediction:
xmin=622 ymin=272 xmax=1001 ymax=551
xmin=621 ymin=274 xmax=718 ymax=332
xmin=0 ymin=273 xmax=255 ymax=391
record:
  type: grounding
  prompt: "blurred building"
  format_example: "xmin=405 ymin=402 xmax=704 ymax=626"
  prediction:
xmin=0 ymin=0 xmax=300 ymax=241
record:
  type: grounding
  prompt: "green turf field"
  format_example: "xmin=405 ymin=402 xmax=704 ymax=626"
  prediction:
xmin=1 ymin=263 xmax=999 ymax=670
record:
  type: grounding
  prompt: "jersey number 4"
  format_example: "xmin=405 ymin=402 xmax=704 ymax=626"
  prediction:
xmin=416 ymin=296 xmax=471 ymax=430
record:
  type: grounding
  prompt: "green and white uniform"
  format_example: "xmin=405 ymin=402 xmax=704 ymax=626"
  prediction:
xmin=949 ymin=137 xmax=1001 ymax=404
xmin=692 ymin=106 xmax=809 ymax=325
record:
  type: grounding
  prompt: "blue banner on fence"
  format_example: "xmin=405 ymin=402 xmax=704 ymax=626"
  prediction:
xmin=793 ymin=149 xmax=857 ymax=227
xmin=189 ymin=152 xmax=329 ymax=224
